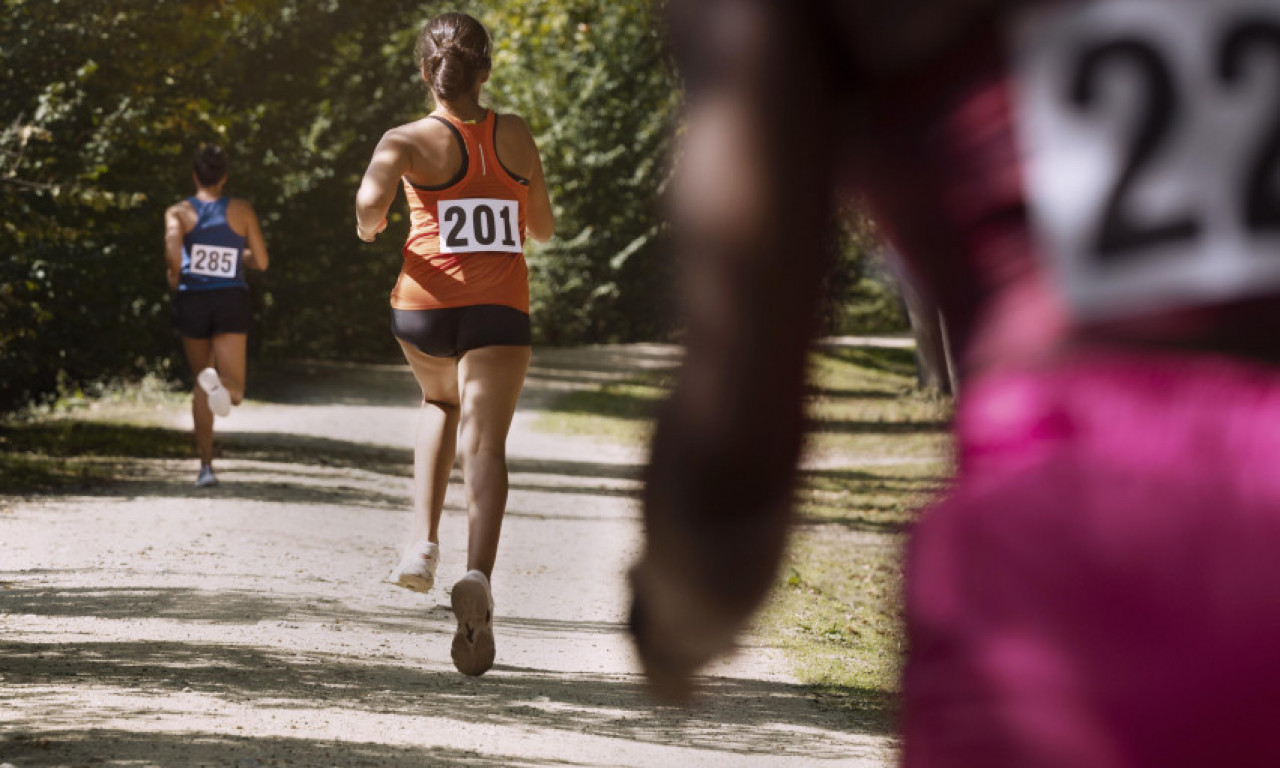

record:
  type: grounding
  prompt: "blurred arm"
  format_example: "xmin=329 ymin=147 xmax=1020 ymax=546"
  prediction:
xmin=632 ymin=0 xmax=841 ymax=700
xmin=236 ymin=200 xmax=270 ymax=271
xmin=163 ymin=204 xmax=185 ymax=291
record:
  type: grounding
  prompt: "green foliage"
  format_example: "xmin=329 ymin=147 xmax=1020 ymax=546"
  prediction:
xmin=477 ymin=1 xmax=679 ymax=343
xmin=1 ymin=0 xmax=438 ymax=412
xmin=2 ymin=1 xmax=893 ymax=415
xmin=820 ymin=208 xmax=909 ymax=336
xmin=2 ymin=1 xmax=680 ymax=413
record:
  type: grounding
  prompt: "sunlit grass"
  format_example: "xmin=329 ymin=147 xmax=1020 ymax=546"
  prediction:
xmin=530 ymin=381 xmax=664 ymax=445
xmin=4 ymin=347 xmax=956 ymax=734
xmin=531 ymin=343 xmax=955 ymax=731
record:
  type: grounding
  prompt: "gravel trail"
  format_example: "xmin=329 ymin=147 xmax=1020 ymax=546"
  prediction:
xmin=0 ymin=346 xmax=894 ymax=767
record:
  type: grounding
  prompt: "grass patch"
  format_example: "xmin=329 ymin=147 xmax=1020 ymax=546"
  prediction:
xmin=757 ymin=461 xmax=949 ymax=731
xmin=529 ymin=342 xmax=954 ymax=732
xmin=761 ymin=531 xmax=905 ymax=733
xmin=531 ymin=381 xmax=665 ymax=445
xmin=796 ymin=462 xmax=949 ymax=533
xmin=804 ymin=348 xmax=952 ymax=463
xmin=0 ymin=420 xmax=193 ymax=494
xmin=812 ymin=346 xmax=919 ymax=381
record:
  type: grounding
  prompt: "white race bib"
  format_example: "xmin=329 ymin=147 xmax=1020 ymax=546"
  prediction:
xmin=437 ymin=198 xmax=522 ymax=255
xmin=1012 ymin=0 xmax=1280 ymax=320
xmin=188 ymin=243 xmax=239 ymax=278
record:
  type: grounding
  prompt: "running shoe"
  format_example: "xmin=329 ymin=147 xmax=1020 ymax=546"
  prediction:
xmin=450 ymin=569 xmax=495 ymax=676
xmin=197 ymin=367 xmax=232 ymax=418
xmin=195 ymin=465 xmax=218 ymax=488
xmin=387 ymin=540 xmax=439 ymax=593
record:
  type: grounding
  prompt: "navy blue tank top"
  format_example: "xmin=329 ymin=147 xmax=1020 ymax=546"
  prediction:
xmin=179 ymin=197 xmax=248 ymax=292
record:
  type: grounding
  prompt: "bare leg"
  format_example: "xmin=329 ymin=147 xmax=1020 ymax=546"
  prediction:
xmin=181 ymin=337 xmax=215 ymax=465
xmin=209 ymin=333 xmax=248 ymax=405
xmin=456 ymin=345 xmax=530 ymax=580
xmin=397 ymin=339 xmax=461 ymax=545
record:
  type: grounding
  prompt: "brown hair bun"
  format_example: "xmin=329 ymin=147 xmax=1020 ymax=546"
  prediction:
xmin=415 ymin=13 xmax=492 ymax=102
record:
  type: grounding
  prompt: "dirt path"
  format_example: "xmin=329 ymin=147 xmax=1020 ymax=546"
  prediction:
xmin=0 ymin=347 xmax=895 ymax=767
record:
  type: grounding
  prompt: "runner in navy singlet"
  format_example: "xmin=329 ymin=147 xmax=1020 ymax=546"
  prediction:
xmin=635 ymin=1 xmax=1280 ymax=763
xmin=164 ymin=144 xmax=269 ymax=487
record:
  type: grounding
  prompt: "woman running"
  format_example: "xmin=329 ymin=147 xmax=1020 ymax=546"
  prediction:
xmin=164 ymin=144 xmax=269 ymax=488
xmin=355 ymin=12 xmax=553 ymax=677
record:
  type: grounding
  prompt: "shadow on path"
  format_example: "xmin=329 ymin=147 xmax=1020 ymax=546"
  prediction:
xmin=0 ymin=730 xmax=589 ymax=768
xmin=1 ymin=638 xmax=893 ymax=755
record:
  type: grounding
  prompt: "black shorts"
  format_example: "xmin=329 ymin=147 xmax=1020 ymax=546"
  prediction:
xmin=391 ymin=304 xmax=531 ymax=357
xmin=173 ymin=288 xmax=251 ymax=339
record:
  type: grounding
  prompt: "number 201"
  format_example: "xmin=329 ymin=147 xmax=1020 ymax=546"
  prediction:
xmin=1070 ymin=18 xmax=1280 ymax=261
xmin=443 ymin=204 xmax=517 ymax=249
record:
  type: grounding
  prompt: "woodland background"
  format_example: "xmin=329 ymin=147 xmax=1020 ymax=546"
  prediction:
xmin=1 ymin=0 xmax=904 ymax=413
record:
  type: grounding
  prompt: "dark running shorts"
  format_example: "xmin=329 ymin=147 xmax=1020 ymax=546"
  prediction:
xmin=172 ymin=288 xmax=251 ymax=339
xmin=391 ymin=304 xmax=531 ymax=357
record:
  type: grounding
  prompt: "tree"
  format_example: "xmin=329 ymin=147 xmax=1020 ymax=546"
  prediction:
xmin=478 ymin=1 xmax=679 ymax=343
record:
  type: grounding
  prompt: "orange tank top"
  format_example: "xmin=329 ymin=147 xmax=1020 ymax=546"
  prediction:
xmin=391 ymin=110 xmax=531 ymax=312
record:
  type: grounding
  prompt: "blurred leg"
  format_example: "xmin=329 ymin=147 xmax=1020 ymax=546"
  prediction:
xmin=182 ymin=336 xmax=215 ymax=465
xmin=210 ymin=333 xmax=248 ymax=405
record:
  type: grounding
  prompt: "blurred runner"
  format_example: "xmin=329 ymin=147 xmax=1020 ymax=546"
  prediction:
xmin=164 ymin=144 xmax=269 ymax=488
xmin=636 ymin=1 xmax=1280 ymax=764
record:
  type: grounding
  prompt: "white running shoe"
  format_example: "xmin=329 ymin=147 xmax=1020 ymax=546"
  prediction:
xmin=197 ymin=367 xmax=232 ymax=418
xmin=195 ymin=465 xmax=218 ymax=488
xmin=387 ymin=540 xmax=439 ymax=593
xmin=450 ymin=569 xmax=495 ymax=676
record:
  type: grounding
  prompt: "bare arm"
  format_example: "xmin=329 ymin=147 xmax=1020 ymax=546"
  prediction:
xmin=495 ymin=114 xmax=554 ymax=242
xmin=231 ymin=199 xmax=270 ymax=271
xmin=163 ymin=204 xmax=186 ymax=291
xmin=516 ymin=118 xmax=555 ymax=242
xmin=355 ymin=130 xmax=411 ymax=242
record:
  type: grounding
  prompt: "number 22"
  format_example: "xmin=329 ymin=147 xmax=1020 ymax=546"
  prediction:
xmin=1070 ymin=18 xmax=1280 ymax=262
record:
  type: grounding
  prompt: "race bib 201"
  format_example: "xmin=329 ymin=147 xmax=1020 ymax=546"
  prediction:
xmin=437 ymin=198 xmax=522 ymax=255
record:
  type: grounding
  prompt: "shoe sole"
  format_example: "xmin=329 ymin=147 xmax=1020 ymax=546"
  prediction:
xmin=197 ymin=369 xmax=232 ymax=417
xmin=450 ymin=578 xmax=495 ymax=677
xmin=389 ymin=571 xmax=435 ymax=594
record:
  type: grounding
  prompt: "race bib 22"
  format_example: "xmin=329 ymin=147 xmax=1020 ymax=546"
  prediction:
xmin=1012 ymin=0 xmax=1280 ymax=319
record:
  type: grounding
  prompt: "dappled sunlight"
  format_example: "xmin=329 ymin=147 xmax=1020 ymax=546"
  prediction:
xmin=2 ymin=350 xmax=904 ymax=766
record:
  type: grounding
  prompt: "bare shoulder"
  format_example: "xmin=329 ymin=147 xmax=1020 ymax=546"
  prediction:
xmin=225 ymin=197 xmax=259 ymax=227
xmin=396 ymin=117 xmax=460 ymax=157
xmin=494 ymin=112 xmax=539 ymax=178
xmin=165 ymin=199 xmax=196 ymax=230
xmin=495 ymin=113 xmax=535 ymax=144
xmin=397 ymin=116 xmax=464 ymax=186
xmin=226 ymin=197 xmax=257 ymax=215
xmin=384 ymin=118 xmax=454 ymax=150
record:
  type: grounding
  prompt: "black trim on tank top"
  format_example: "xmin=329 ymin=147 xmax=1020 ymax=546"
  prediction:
xmin=492 ymin=114 xmax=530 ymax=186
xmin=406 ymin=115 xmax=469 ymax=191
